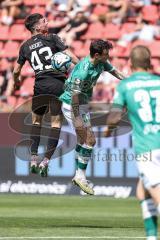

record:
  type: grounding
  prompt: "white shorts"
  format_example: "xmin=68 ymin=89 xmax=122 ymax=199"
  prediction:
xmin=136 ymin=149 xmax=160 ymax=189
xmin=62 ymin=102 xmax=91 ymax=130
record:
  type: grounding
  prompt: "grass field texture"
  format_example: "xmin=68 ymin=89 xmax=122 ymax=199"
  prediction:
xmin=0 ymin=194 xmax=156 ymax=239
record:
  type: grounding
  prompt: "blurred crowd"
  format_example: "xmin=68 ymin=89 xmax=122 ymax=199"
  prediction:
xmin=0 ymin=0 xmax=160 ymax=112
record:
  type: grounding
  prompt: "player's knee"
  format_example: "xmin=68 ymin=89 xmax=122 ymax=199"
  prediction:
xmin=136 ymin=180 xmax=150 ymax=201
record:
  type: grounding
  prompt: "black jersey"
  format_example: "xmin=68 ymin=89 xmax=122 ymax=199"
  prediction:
xmin=17 ymin=33 xmax=68 ymax=79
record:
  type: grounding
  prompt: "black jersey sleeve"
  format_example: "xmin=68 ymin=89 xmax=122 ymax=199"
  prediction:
xmin=53 ymin=34 xmax=68 ymax=52
xmin=17 ymin=44 xmax=26 ymax=65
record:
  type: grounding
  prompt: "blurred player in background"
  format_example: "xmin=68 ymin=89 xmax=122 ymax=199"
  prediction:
xmin=13 ymin=13 xmax=79 ymax=177
xmin=60 ymin=39 xmax=125 ymax=195
xmin=106 ymin=45 xmax=160 ymax=240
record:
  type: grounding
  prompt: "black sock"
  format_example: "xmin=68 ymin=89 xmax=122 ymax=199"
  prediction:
xmin=30 ymin=124 xmax=41 ymax=155
xmin=45 ymin=127 xmax=60 ymax=159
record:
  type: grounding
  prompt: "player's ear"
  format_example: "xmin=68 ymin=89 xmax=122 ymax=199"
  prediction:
xmin=94 ymin=53 xmax=99 ymax=59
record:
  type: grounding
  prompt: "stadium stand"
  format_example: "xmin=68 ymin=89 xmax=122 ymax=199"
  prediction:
xmin=0 ymin=0 xmax=160 ymax=111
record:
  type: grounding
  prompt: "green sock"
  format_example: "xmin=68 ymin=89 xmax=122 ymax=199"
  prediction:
xmin=77 ymin=145 xmax=93 ymax=170
xmin=144 ymin=217 xmax=157 ymax=237
xmin=140 ymin=199 xmax=158 ymax=238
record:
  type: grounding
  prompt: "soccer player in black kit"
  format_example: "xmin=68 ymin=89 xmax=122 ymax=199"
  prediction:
xmin=13 ymin=13 xmax=79 ymax=177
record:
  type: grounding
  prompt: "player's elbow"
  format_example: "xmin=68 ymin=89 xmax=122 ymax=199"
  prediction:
xmin=13 ymin=68 xmax=20 ymax=76
xmin=13 ymin=65 xmax=21 ymax=77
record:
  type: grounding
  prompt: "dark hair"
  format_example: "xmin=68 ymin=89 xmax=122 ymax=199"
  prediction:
xmin=25 ymin=13 xmax=43 ymax=33
xmin=130 ymin=45 xmax=151 ymax=70
xmin=90 ymin=39 xmax=113 ymax=57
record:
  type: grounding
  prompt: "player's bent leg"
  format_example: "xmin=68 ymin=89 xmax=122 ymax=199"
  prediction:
xmin=30 ymin=113 xmax=43 ymax=174
xmin=73 ymin=127 xmax=96 ymax=195
xmin=141 ymin=197 xmax=158 ymax=240
xmin=136 ymin=149 xmax=160 ymax=240
xmin=62 ymin=102 xmax=95 ymax=194
xmin=72 ymin=143 xmax=94 ymax=195
xmin=39 ymin=114 xmax=63 ymax=177
xmin=136 ymin=180 xmax=158 ymax=240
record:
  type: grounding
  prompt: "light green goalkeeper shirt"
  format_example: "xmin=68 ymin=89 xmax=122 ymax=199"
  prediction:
xmin=113 ymin=71 xmax=160 ymax=154
xmin=59 ymin=55 xmax=114 ymax=105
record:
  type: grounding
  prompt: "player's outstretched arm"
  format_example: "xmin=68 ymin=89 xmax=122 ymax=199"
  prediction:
xmin=111 ymin=69 xmax=125 ymax=80
xmin=13 ymin=63 xmax=23 ymax=91
xmin=64 ymin=49 xmax=79 ymax=65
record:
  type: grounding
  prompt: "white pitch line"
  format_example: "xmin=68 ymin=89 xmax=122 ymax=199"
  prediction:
xmin=0 ymin=237 xmax=147 ymax=239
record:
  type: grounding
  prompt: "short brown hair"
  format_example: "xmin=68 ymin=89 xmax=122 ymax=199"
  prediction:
xmin=25 ymin=13 xmax=43 ymax=33
xmin=130 ymin=45 xmax=151 ymax=70
xmin=90 ymin=39 xmax=113 ymax=58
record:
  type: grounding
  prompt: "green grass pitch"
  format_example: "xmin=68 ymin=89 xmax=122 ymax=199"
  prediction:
xmin=0 ymin=194 xmax=156 ymax=239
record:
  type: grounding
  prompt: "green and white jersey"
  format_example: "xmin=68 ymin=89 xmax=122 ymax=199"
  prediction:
xmin=59 ymin=55 xmax=114 ymax=105
xmin=113 ymin=72 xmax=160 ymax=154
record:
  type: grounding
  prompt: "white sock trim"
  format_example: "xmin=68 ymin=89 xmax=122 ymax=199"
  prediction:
xmin=76 ymin=169 xmax=86 ymax=179
xmin=141 ymin=199 xmax=157 ymax=219
xmin=147 ymin=236 xmax=157 ymax=240
xmin=157 ymin=203 xmax=160 ymax=215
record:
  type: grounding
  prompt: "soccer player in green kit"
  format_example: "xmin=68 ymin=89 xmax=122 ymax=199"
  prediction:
xmin=60 ymin=39 xmax=124 ymax=195
xmin=106 ymin=45 xmax=160 ymax=240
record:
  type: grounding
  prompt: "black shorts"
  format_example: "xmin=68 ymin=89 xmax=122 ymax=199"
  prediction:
xmin=32 ymin=72 xmax=65 ymax=116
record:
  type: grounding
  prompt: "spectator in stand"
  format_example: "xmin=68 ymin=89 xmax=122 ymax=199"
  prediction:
xmin=46 ymin=0 xmax=68 ymax=13
xmin=59 ymin=8 xmax=89 ymax=46
xmin=131 ymin=0 xmax=151 ymax=8
xmin=152 ymin=0 xmax=160 ymax=5
xmin=67 ymin=0 xmax=90 ymax=12
xmin=117 ymin=20 xmax=160 ymax=49
xmin=106 ymin=0 xmax=129 ymax=24
xmin=0 ymin=0 xmax=27 ymax=25
xmin=0 ymin=59 xmax=14 ymax=112
xmin=128 ymin=0 xmax=152 ymax=22
xmin=0 ymin=59 xmax=14 ymax=98
xmin=48 ymin=4 xmax=70 ymax=34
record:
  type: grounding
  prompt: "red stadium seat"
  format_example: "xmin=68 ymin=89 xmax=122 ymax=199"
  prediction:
xmin=31 ymin=7 xmax=46 ymax=15
xmin=142 ymin=5 xmax=159 ymax=23
xmin=104 ymin=24 xmax=121 ymax=40
xmin=81 ymin=22 xmax=104 ymax=40
xmin=0 ymin=25 xmax=9 ymax=40
xmin=21 ymin=63 xmax=34 ymax=77
xmin=152 ymin=58 xmax=160 ymax=74
xmin=24 ymin=0 xmax=46 ymax=6
xmin=9 ymin=24 xmax=27 ymax=40
xmin=14 ymin=19 xmax=25 ymax=24
xmin=72 ymin=41 xmax=83 ymax=49
xmin=7 ymin=96 xmax=17 ymax=107
xmin=0 ymin=58 xmax=9 ymax=71
xmin=91 ymin=0 xmax=108 ymax=4
xmin=20 ymin=77 xmax=34 ymax=97
xmin=2 ymin=41 xmax=19 ymax=58
xmin=120 ymin=23 xmax=137 ymax=35
xmin=150 ymin=41 xmax=160 ymax=57
xmin=74 ymin=40 xmax=90 ymax=58
xmin=132 ymin=40 xmax=151 ymax=48
xmin=110 ymin=42 xmax=131 ymax=58
xmin=72 ymin=41 xmax=83 ymax=54
xmin=0 ymin=42 xmax=4 ymax=55
xmin=16 ymin=97 xmax=27 ymax=107
xmin=92 ymin=5 xmax=108 ymax=15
